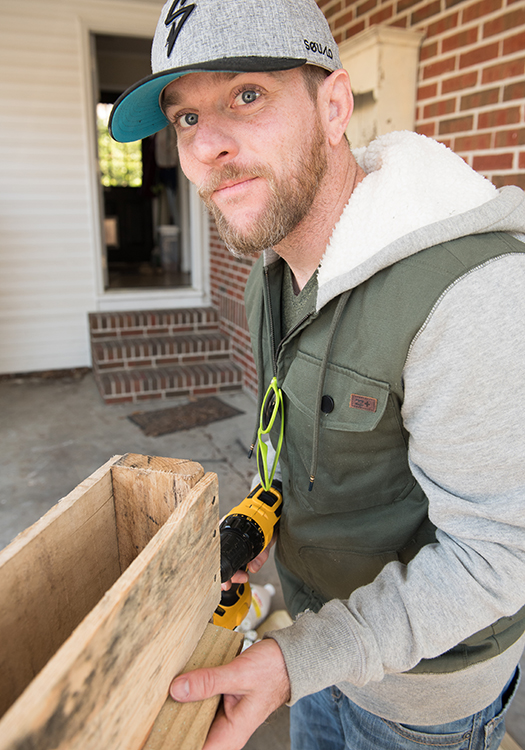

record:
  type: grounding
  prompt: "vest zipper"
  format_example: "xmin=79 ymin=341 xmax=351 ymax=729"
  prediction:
xmin=263 ymin=267 xmax=278 ymax=377
xmin=264 ymin=266 xmax=313 ymax=375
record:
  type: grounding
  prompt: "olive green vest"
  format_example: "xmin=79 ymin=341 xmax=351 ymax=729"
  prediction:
xmin=245 ymin=231 xmax=525 ymax=674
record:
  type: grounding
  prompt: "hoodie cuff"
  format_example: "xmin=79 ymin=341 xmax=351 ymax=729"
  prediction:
xmin=265 ymin=599 xmax=383 ymax=705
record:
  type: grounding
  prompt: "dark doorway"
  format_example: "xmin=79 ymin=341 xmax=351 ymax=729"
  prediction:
xmin=94 ymin=34 xmax=191 ymax=290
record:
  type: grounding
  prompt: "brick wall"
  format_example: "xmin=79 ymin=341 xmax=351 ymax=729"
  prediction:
xmin=209 ymin=222 xmax=258 ymax=394
xmin=210 ymin=0 xmax=525 ymax=395
xmin=318 ymin=0 xmax=525 ymax=188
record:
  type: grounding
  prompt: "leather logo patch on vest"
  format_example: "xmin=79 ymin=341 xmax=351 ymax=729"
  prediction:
xmin=350 ymin=394 xmax=378 ymax=413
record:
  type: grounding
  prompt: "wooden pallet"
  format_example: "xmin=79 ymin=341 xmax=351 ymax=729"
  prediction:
xmin=144 ymin=623 xmax=243 ymax=750
xmin=0 ymin=454 xmax=221 ymax=750
xmin=502 ymin=733 xmax=524 ymax=750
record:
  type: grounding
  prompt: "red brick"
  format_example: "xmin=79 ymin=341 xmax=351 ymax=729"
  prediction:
xmin=446 ymin=0 xmax=466 ymax=6
xmin=120 ymin=328 xmax=144 ymax=337
xmin=418 ymin=82 xmax=438 ymax=99
xmin=462 ymin=0 xmax=503 ymax=23
xmin=504 ymin=80 xmax=525 ymax=101
xmin=495 ymin=128 xmax=525 ymax=148
xmin=335 ymin=9 xmax=354 ymax=27
xmin=423 ymin=56 xmax=457 ymax=79
xmin=416 ymin=122 xmax=437 ymax=136
xmin=483 ymin=57 xmax=525 ymax=83
xmin=521 ymin=153 xmax=525 ymax=168
xmin=473 ymin=153 xmax=514 ymax=170
xmin=344 ymin=20 xmax=366 ymax=37
xmin=389 ymin=16 xmax=408 ymax=27
xmin=370 ymin=4 xmax=393 ymax=24
xmin=426 ymin=12 xmax=459 ymax=37
xmin=411 ymin=0 xmax=441 ymax=24
xmin=439 ymin=114 xmax=474 ymax=134
xmin=357 ymin=0 xmax=377 ymax=15
xmin=420 ymin=41 xmax=438 ymax=60
xmin=454 ymin=133 xmax=493 ymax=150
xmin=322 ymin=0 xmax=342 ymax=15
xmin=483 ymin=7 xmax=525 ymax=38
xmin=478 ymin=107 xmax=521 ymax=128
xmin=492 ymin=173 xmax=525 ymax=189
xmin=503 ymin=31 xmax=525 ymax=57
xmin=424 ymin=98 xmax=457 ymax=118
xmin=460 ymin=87 xmax=500 ymax=110
xmin=397 ymin=0 xmax=419 ymax=11
xmin=459 ymin=42 xmax=499 ymax=68
xmin=442 ymin=70 xmax=478 ymax=93
xmin=443 ymin=27 xmax=479 ymax=52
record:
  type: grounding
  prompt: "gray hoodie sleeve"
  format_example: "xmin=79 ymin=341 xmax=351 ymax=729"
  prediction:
xmin=270 ymin=252 xmax=525 ymax=702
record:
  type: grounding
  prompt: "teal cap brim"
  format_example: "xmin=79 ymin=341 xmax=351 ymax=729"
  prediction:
xmin=109 ymin=57 xmax=306 ymax=143
xmin=109 ymin=71 xmax=185 ymax=143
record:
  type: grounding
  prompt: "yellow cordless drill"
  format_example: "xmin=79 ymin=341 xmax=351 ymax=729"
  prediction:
xmin=213 ymin=481 xmax=282 ymax=630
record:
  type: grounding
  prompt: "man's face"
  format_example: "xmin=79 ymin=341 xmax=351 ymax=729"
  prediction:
xmin=162 ymin=69 xmax=328 ymax=257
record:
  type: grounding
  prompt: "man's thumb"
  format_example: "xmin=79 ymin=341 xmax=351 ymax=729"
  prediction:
xmin=170 ymin=667 xmax=222 ymax=703
xmin=170 ymin=676 xmax=191 ymax=701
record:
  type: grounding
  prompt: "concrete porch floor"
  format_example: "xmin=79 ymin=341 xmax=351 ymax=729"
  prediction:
xmin=0 ymin=371 xmax=523 ymax=749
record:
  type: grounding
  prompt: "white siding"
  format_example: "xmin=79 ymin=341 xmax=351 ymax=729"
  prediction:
xmin=0 ymin=0 xmax=162 ymax=374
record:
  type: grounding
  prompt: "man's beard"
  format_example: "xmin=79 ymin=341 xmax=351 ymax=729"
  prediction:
xmin=197 ymin=120 xmax=328 ymax=258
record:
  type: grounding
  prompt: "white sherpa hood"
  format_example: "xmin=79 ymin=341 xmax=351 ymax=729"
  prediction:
xmin=263 ymin=131 xmax=525 ymax=311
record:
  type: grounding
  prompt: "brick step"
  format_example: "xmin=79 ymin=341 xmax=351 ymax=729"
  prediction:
xmin=95 ymin=360 xmax=243 ymax=405
xmin=92 ymin=331 xmax=232 ymax=373
xmin=89 ymin=307 xmax=220 ymax=340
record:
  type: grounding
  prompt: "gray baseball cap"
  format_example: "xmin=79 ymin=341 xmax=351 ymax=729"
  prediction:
xmin=109 ymin=0 xmax=341 ymax=143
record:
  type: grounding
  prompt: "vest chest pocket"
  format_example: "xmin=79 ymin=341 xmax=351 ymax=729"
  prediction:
xmin=280 ymin=351 xmax=415 ymax=515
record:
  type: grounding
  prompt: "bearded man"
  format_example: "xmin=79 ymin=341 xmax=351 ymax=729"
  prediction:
xmin=110 ymin=1 xmax=525 ymax=749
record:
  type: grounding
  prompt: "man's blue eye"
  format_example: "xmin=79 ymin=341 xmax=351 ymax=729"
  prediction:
xmin=241 ymin=91 xmax=258 ymax=104
xmin=181 ymin=113 xmax=198 ymax=127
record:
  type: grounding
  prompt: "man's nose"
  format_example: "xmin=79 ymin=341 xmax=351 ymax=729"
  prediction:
xmin=192 ymin=118 xmax=240 ymax=165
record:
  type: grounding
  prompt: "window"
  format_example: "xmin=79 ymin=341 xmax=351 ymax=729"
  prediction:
xmin=97 ymin=103 xmax=142 ymax=188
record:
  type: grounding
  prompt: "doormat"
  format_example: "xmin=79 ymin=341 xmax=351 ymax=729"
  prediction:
xmin=128 ymin=396 xmax=244 ymax=437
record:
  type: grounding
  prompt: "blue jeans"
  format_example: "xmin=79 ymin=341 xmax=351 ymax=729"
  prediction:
xmin=290 ymin=668 xmax=520 ymax=750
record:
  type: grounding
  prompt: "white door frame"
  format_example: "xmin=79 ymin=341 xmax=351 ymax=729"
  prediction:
xmin=79 ymin=11 xmax=210 ymax=313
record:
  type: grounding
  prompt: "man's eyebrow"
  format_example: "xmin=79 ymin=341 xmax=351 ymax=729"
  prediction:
xmin=161 ymin=89 xmax=182 ymax=110
xmin=161 ymin=72 xmax=241 ymax=111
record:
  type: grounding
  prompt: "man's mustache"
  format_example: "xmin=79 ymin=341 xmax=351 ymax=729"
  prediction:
xmin=198 ymin=163 xmax=274 ymax=202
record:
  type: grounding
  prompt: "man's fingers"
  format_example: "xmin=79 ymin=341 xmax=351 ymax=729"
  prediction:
xmin=247 ymin=549 xmax=269 ymax=573
xmin=203 ymin=695 xmax=255 ymax=750
xmin=220 ymin=569 xmax=249 ymax=591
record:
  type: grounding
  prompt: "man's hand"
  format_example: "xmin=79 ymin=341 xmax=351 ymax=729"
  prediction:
xmin=170 ymin=638 xmax=290 ymax=750
xmin=221 ymin=533 xmax=278 ymax=591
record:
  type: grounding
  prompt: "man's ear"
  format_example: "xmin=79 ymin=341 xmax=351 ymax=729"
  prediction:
xmin=319 ymin=69 xmax=354 ymax=147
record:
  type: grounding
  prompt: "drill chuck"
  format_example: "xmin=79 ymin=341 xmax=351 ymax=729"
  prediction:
xmin=219 ymin=515 xmax=265 ymax=583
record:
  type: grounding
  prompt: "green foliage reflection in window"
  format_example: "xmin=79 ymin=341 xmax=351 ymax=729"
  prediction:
xmin=97 ymin=103 xmax=142 ymax=188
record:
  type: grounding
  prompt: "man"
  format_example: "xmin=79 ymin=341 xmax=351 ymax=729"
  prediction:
xmin=110 ymin=1 xmax=525 ymax=748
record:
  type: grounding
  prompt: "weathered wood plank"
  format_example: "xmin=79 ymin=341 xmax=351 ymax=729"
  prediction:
xmin=112 ymin=454 xmax=204 ymax=570
xmin=0 ymin=467 xmax=220 ymax=750
xmin=144 ymin=624 xmax=243 ymax=750
xmin=502 ymin=733 xmax=524 ymax=750
xmin=0 ymin=456 xmax=121 ymax=717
